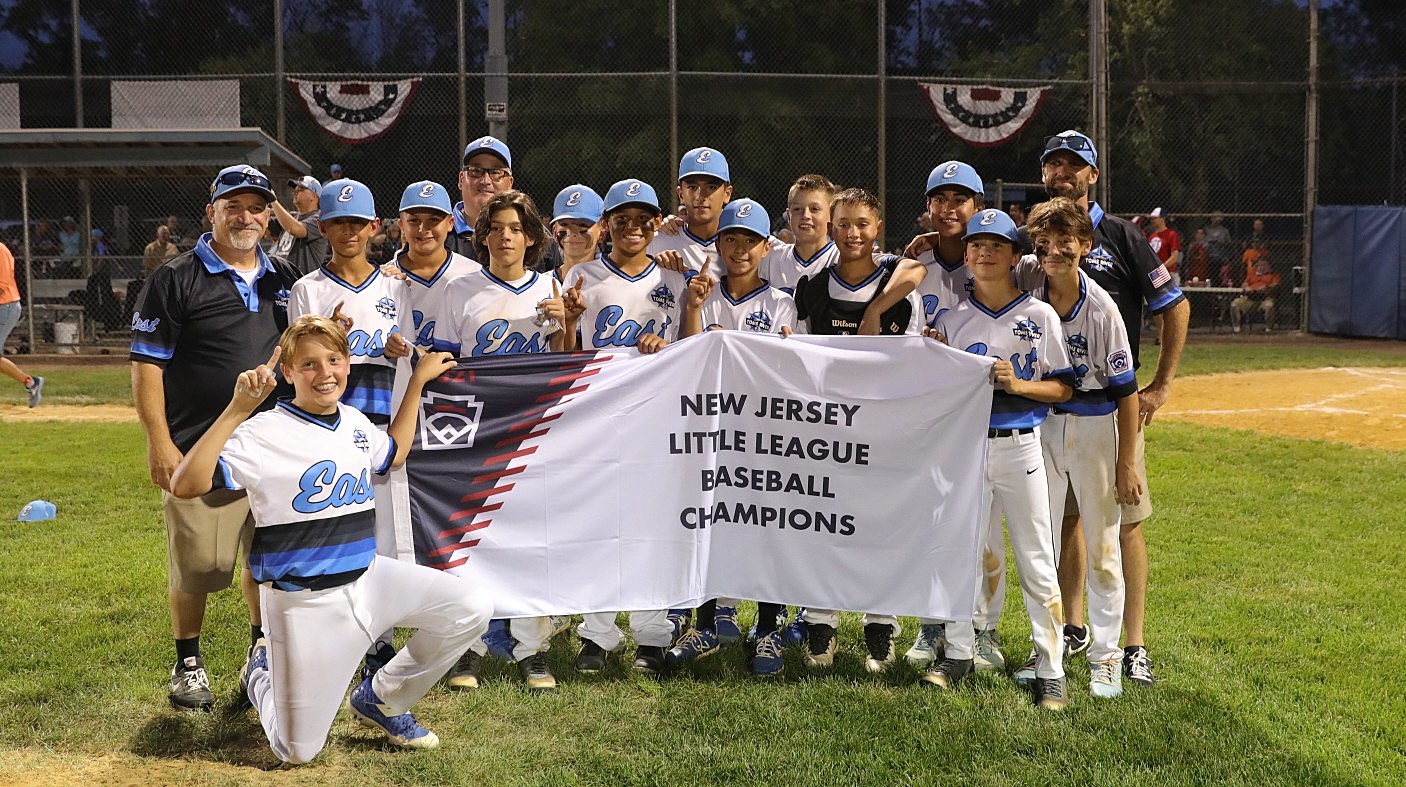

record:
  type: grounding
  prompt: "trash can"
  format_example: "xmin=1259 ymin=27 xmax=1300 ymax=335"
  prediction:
xmin=53 ymin=320 xmax=78 ymax=354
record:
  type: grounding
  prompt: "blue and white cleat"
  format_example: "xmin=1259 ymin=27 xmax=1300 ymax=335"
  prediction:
xmin=751 ymin=631 xmax=784 ymax=677
xmin=665 ymin=628 xmax=721 ymax=666
xmin=714 ymin=605 xmax=743 ymax=645
xmin=347 ymin=677 xmax=439 ymax=750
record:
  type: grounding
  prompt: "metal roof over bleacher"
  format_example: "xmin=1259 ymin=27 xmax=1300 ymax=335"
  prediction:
xmin=0 ymin=128 xmax=311 ymax=178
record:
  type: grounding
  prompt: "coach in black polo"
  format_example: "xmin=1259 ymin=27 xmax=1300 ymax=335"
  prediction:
xmin=130 ymin=164 xmax=300 ymax=711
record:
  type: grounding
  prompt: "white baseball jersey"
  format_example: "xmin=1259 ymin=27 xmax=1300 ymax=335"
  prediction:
xmin=915 ymin=249 xmax=972 ymax=329
xmin=574 ymin=256 xmax=688 ymax=349
xmin=289 ymin=267 xmax=401 ymax=424
xmin=795 ymin=263 xmax=925 ymax=335
xmin=389 ymin=250 xmax=481 ymax=353
xmin=647 ymin=228 xmax=721 ymax=278
xmin=215 ymin=401 xmax=393 ymax=590
xmin=935 ymin=291 xmax=1076 ymax=430
xmin=442 ymin=269 xmax=557 ymax=356
xmin=699 ymin=279 xmax=797 ymax=334
xmin=759 ymin=240 xmax=837 ymax=295
xmin=1030 ymin=270 xmax=1138 ymax=416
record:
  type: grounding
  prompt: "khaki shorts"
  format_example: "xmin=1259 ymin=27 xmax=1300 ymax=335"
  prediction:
xmin=163 ymin=488 xmax=254 ymax=594
xmin=1062 ymin=425 xmax=1154 ymax=524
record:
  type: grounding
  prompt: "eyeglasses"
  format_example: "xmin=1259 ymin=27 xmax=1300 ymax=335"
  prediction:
xmin=213 ymin=171 xmax=272 ymax=191
xmin=1043 ymin=135 xmax=1094 ymax=154
xmin=463 ymin=166 xmax=511 ymax=183
xmin=609 ymin=215 xmax=656 ymax=231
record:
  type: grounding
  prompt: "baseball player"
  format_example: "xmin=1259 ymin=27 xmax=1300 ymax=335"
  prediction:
xmin=388 ymin=181 xmax=482 ymax=354
xmin=792 ymin=187 xmax=921 ymax=673
xmin=671 ymin=198 xmax=796 ymax=676
xmin=559 ymin=178 xmax=684 ymax=675
xmin=757 ymin=173 xmax=840 ymax=295
xmin=648 ymin=146 xmax=734 ymax=279
xmin=926 ymin=208 xmax=1076 ymax=710
xmin=1021 ymin=196 xmax=1143 ymax=698
xmin=169 ymin=315 xmax=492 ymax=763
xmin=550 ymin=184 xmax=605 ymax=283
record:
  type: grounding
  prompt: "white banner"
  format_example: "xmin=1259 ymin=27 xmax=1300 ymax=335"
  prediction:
xmin=406 ymin=332 xmax=995 ymax=620
xmin=111 ymin=80 xmax=240 ymax=129
xmin=919 ymin=82 xmax=1050 ymax=148
xmin=0 ymin=83 xmax=19 ymax=130
xmin=289 ymin=78 xmax=419 ymax=143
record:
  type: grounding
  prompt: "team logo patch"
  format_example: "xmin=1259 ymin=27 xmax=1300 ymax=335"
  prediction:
xmin=744 ymin=309 xmax=773 ymax=332
xmin=979 ymin=209 xmax=999 ymax=226
xmin=274 ymin=288 xmax=290 ymax=309
xmin=697 ymin=150 xmax=713 ymax=163
xmin=352 ymin=429 xmax=371 ymax=452
xmin=1012 ymin=318 xmax=1042 ymax=342
xmin=375 ymin=296 xmax=397 ymax=319
xmin=420 ymin=391 xmax=483 ymax=451
xmin=1067 ymin=332 xmax=1089 ymax=358
xmin=338 ymin=184 xmax=356 ymax=202
xmin=737 ymin=203 xmax=752 ymax=218
xmin=649 ymin=284 xmax=676 ymax=310
xmin=1149 ymin=264 xmax=1172 ymax=288
xmin=626 ymin=181 xmax=643 ymax=197
xmin=1085 ymin=245 xmax=1115 ymax=273
xmin=943 ymin=162 xmax=961 ymax=179
xmin=566 ymin=190 xmax=581 ymax=206
xmin=1109 ymin=348 xmax=1131 ymax=375
xmin=418 ymin=183 xmax=436 ymax=198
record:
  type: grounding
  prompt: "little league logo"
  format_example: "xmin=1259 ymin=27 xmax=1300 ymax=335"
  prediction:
xmin=420 ymin=391 xmax=483 ymax=451
xmin=1012 ymin=318 xmax=1042 ymax=342
xmin=374 ymin=296 xmax=397 ymax=319
xmin=650 ymin=284 xmax=677 ymax=311
xmin=352 ymin=429 xmax=371 ymax=453
xmin=1109 ymin=348 xmax=1131 ymax=375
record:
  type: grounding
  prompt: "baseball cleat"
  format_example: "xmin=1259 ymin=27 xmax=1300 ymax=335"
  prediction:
xmin=667 ymin=609 xmax=692 ymax=644
xmin=973 ymin=628 xmax=1005 ymax=672
xmin=517 ymin=653 xmax=556 ymax=692
xmin=347 ymin=677 xmax=439 ymax=749
xmin=1033 ymin=675 xmax=1068 ymax=710
xmin=574 ymin=640 xmax=610 ymax=674
xmin=482 ymin=619 xmax=518 ymax=662
xmin=168 ymin=656 xmax=214 ymax=711
xmin=751 ymin=631 xmax=784 ymax=677
xmin=666 ymin=628 xmax=720 ymax=666
xmin=1123 ymin=646 xmax=1156 ymax=687
xmin=804 ymin=623 xmax=837 ymax=668
xmin=359 ymin=640 xmax=397 ymax=685
xmin=235 ymin=640 xmax=268 ymax=711
xmin=920 ymin=656 xmax=973 ymax=689
xmin=1063 ymin=624 xmax=1090 ymax=657
xmin=1090 ymin=657 xmax=1123 ymax=698
xmin=904 ymin=623 xmax=948 ymax=667
xmin=1013 ymin=649 xmax=1038 ymax=688
xmin=713 ymin=606 xmax=743 ymax=645
xmin=445 ymin=649 xmax=481 ymax=690
xmin=25 ymin=376 xmax=43 ymax=408
xmin=781 ymin=610 xmax=808 ymax=648
xmin=632 ymin=646 xmax=666 ymax=676
xmin=863 ymin=623 xmax=895 ymax=673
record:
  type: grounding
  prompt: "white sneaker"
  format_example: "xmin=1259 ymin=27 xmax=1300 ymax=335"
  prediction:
xmin=1090 ymin=657 xmax=1123 ymax=698
xmin=904 ymin=623 xmax=946 ymax=667
xmin=973 ymin=628 xmax=1005 ymax=672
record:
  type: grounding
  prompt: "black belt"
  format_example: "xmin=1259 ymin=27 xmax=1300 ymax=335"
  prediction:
xmin=988 ymin=427 xmax=1034 ymax=438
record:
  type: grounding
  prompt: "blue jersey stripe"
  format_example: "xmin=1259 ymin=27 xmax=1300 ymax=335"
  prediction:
xmin=250 ymin=535 xmax=377 ymax=584
xmin=130 ymin=341 xmax=174 ymax=360
xmin=1056 ymin=397 xmax=1119 ymax=417
xmin=990 ymin=391 xmax=1050 ymax=429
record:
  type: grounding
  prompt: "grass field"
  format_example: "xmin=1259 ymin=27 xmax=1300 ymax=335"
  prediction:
xmin=2 ymin=337 xmax=1404 ymax=786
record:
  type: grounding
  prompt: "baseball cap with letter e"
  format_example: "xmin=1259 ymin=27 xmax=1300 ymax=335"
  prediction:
xmin=399 ymin=180 xmax=454 ymax=215
xmin=603 ymin=179 xmax=662 ymax=216
xmin=552 ymin=185 xmax=604 ymax=224
xmin=717 ymin=198 xmax=770 ymax=239
xmin=289 ymin=175 xmax=323 ymax=193
xmin=964 ymin=209 xmax=1020 ymax=244
xmin=462 ymin=136 xmax=512 ymax=169
xmin=319 ymin=179 xmax=377 ymax=221
xmin=679 ymin=147 xmax=730 ymax=183
xmin=1041 ymin=130 xmax=1098 ymax=168
xmin=210 ymin=165 xmax=276 ymax=203
xmin=17 ymin=500 xmax=56 ymax=522
xmin=926 ymin=161 xmax=984 ymax=197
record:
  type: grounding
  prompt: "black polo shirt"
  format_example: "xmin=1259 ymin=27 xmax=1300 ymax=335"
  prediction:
xmin=130 ymin=234 xmax=300 ymax=452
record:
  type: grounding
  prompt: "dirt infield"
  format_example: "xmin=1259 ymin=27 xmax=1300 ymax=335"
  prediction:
xmin=0 ymin=403 xmax=136 ymax=422
xmin=1159 ymin=366 xmax=1406 ymax=451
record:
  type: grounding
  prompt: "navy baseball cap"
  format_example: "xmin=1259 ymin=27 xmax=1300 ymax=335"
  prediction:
xmin=289 ymin=175 xmax=322 ymax=193
xmin=964 ymin=209 xmax=1020 ymax=243
xmin=319 ymin=179 xmax=377 ymax=221
xmin=1041 ymin=130 xmax=1098 ymax=168
xmin=1148 ymin=207 xmax=1169 ymax=219
xmin=210 ymin=165 xmax=275 ymax=203
xmin=603 ymin=179 xmax=661 ymax=215
xmin=552 ymin=185 xmax=604 ymax=224
xmin=398 ymin=180 xmax=454 ymax=215
xmin=463 ymin=135 xmax=512 ymax=168
xmin=717 ymin=198 xmax=770 ymax=239
xmin=678 ymin=147 xmax=730 ymax=182
xmin=925 ymin=161 xmax=984 ymax=197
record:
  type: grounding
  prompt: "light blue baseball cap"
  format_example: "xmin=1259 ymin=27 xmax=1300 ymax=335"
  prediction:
xmin=17 ymin=499 xmax=56 ymax=522
xmin=210 ymin=165 xmax=275 ymax=203
xmin=964 ymin=208 xmax=1020 ymax=243
xmin=925 ymin=161 xmax=984 ymax=197
xmin=603 ymin=179 xmax=661 ymax=216
xmin=398 ymin=180 xmax=454 ymax=215
xmin=463 ymin=135 xmax=512 ymax=168
xmin=716 ymin=198 xmax=770 ymax=239
xmin=678 ymin=147 xmax=730 ymax=182
xmin=319 ymin=178 xmax=377 ymax=221
xmin=552 ymin=185 xmax=604 ymax=224
xmin=1041 ymin=129 xmax=1098 ymax=168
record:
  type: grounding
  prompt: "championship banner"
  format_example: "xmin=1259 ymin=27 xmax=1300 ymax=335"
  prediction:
xmin=404 ymin=332 xmax=995 ymax=620
xmin=919 ymin=82 xmax=1050 ymax=148
xmin=289 ymin=78 xmax=419 ymax=143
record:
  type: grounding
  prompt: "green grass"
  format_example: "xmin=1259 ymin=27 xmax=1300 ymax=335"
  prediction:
xmin=0 ymin=362 xmax=132 ymax=407
xmin=2 ymin=345 xmax=1404 ymax=785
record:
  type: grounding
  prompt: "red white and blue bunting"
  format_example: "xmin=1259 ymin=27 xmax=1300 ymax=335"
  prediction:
xmin=289 ymin=78 xmax=420 ymax=144
xmin=918 ymin=83 xmax=1050 ymax=148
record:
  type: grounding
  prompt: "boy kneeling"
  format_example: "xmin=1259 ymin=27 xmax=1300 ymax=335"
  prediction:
xmin=171 ymin=315 xmax=491 ymax=764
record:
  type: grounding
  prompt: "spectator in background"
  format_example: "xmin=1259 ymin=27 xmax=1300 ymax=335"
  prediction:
xmin=368 ymin=221 xmax=402 ymax=265
xmin=1146 ymin=208 xmax=1181 ymax=286
xmin=1246 ymin=217 xmax=1267 ymax=252
xmin=164 ymin=215 xmax=189 ymax=249
xmin=1231 ymin=250 xmax=1280 ymax=332
xmin=58 ymin=216 xmax=82 ymax=258
xmin=1204 ymin=212 xmax=1231 ymax=269
xmin=268 ymin=175 xmax=330 ymax=275
xmin=1006 ymin=202 xmax=1027 ymax=227
xmin=33 ymin=219 xmax=60 ymax=257
xmin=143 ymin=225 xmax=179 ymax=271
xmin=91 ymin=228 xmax=109 ymax=257
xmin=1186 ymin=227 xmax=1209 ymax=284
xmin=329 ymin=162 xmax=344 ymax=180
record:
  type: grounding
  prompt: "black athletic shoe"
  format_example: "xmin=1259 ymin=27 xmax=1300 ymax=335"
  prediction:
xmin=805 ymin=623 xmax=837 ymax=668
xmin=1123 ymin=646 xmax=1156 ymax=687
xmin=1063 ymin=624 xmax=1090 ymax=656
xmin=575 ymin=640 xmax=610 ymax=673
xmin=863 ymin=623 xmax=895 ymax=673
xmin=169 ymin=656 xmax=214 ymax=711
xmin=446 ymin=649 xmax=481 ymax=690
xmin=632 ymin=646 xmax=666 ymax=675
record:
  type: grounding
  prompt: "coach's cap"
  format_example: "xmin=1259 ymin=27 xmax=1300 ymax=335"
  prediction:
xmin=17 ymin=500 xmax=56 ymax=522
xmin=717 ymin=198 xmax=770 ymax=239
xmin=552 ymin=185 xmax=604 ymax=224
xmin=1148 ymin=207 xmax=1169 ymax=219
xmin=210 ymin=165 xmax=276 ymax=203
xmin=603 ymin=178 xmax=661 ymax=216
xmin=398 ymin=180 xmax=454 ymax=215
xmin=678 ymin=147 xmax=730 ymax=183
xmin=463 ymin=135 xmax=512 ymax=169
xmin=925 ymin=161 xmax=984 ymax=197
xmin=289 ymin=175 xmax=322 ymax=193
xmin=964 ymin=208 xmax=1021 ymax=244
xmin=319 ymin=178 xmax=377 ymax=221
xmin=1041 ymin=129 xmax=1098 ymax=168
